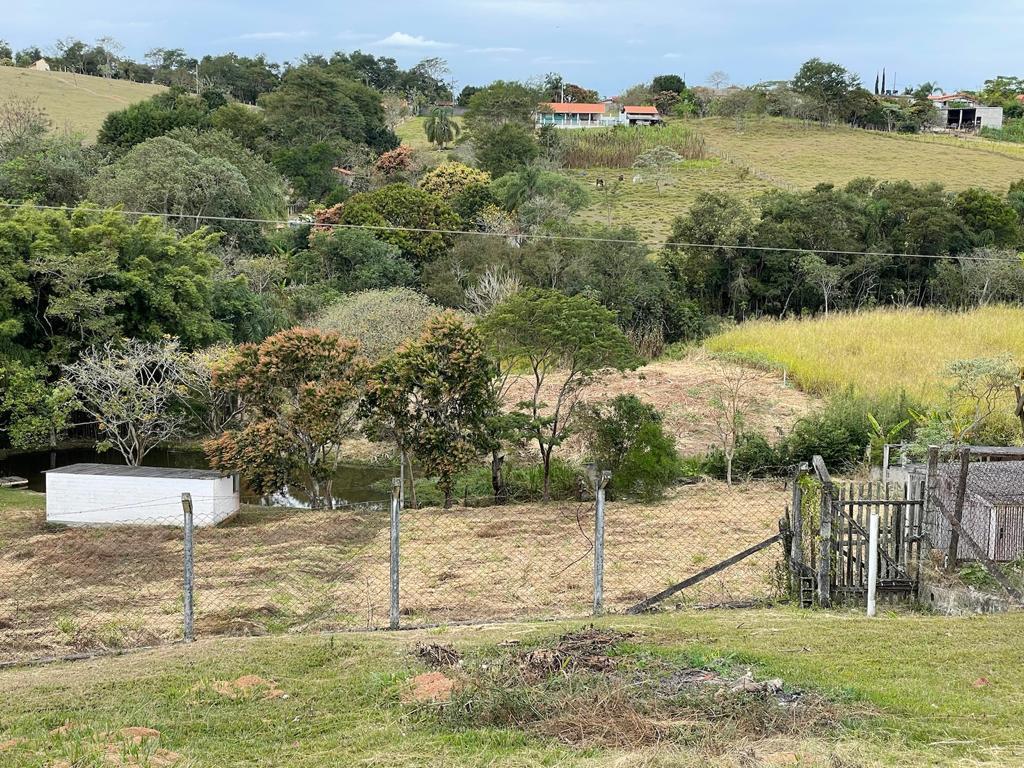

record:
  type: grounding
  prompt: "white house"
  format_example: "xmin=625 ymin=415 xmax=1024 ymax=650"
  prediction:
xmin=30 ymin=58 xmax=50 ymax=71
xmin=45 ymin=464 xmax=240 ymax=527
xmin=928 ymin=92 xmax=1003 ymax=131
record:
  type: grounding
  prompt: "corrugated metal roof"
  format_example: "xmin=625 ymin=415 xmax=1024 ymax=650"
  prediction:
xmin=45 ymin=463 xmax=229 ymax=480
xmin=937 ymin=460 xmax=1024 ymax=504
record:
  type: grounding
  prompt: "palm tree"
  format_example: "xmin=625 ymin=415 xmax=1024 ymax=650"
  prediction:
xmin=423 ymin=107 xmax=461 ymax=150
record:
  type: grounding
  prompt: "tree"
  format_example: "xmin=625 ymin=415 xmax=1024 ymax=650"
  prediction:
xmin=632 ymin=145 xmax=684 ymax=193
xmin=954 ymin=188 xmax=1021 ymax=247
xmin=336 ymin=184 xmax=459 ymax=265
xmin=297 ymin=228 xmax=414 ymax=293
xmin=489 ymin=165 xmax=590 ymax=212
xmin=480 ymin=289 xmax=639 ymax=499
xmin=315 ymin=287 xmax=442 ymax=361
xmin=799 ymin=253 xmax=843 ymax=314
xmin=423 ymin=106 xmax=461 ymax=149
xmin=791 ymin=58 xmax=860 ymax=123
xmin=419 ymin=162 xmax=491 ymax=200
xmin=0 ymin=132 xmax=102 ymax=206
xmin=0 ymin=361 xmax=76 ymax=449
xmin=652 ymin=74 xmax=686 ymax=94
xmin=205 ymin=328 xmax=367 ymax=508
xmin=708 ymin=361 xmax=760 ymax=485
xmin=474 ymin=123 xmax=539 ymax=177
xmin=464 ymin=81 xmax=541 ymax=132
xmin=97 ymin=92 xmax=210 ymax=150
xmin=0 ymin=97 xmax=50 ymax=149
xmin=707 ymin=71 xmax=730 ymax=90
xmin=62 ymin=338 xmax=189 ymax=465
xmin=363 ymin=313 xmax=494 ymax=508
xmin=456 ymin=85 xmax=481 ymax=107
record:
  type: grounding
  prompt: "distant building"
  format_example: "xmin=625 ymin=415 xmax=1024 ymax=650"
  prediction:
xmin=536 ymin=102 xmax=664 ymax=129
xmin=927 ymin=92 xmax=1003 ymax=131
xmin=30 ymin=58 xmax=50 ymax=71
xmin=622 ymin=105 xmax=664 ymax=126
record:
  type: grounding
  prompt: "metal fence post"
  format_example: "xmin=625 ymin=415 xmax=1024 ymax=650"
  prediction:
xmin=593 ymin=470 xmax=610 ymax=616
xmin=947 ymin=447 xmax=970 ymax=572
xmin=389 ymin=478 xmax=401 ymax=630
xmin=181 ymin=492 xmax=194 ymax=643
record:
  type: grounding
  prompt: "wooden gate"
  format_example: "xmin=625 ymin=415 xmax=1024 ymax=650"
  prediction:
xmin=833 ymin=481 xmax=925 ymax=598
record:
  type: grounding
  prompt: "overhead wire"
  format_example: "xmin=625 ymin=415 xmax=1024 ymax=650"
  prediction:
xmin=0 ymin=200 xmax=1020 ymax=263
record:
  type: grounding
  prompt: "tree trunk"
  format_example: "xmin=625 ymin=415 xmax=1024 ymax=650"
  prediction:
xmin=407 ymin=452 xmax=418 ymax=509
xmin=542 ymin=449 xmax=552 ymax=501
xmin=491 ymin=449 xmax=505 ymax=502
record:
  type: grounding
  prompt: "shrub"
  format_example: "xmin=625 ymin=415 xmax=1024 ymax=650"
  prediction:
xmin=419 ymin=162 xmax=491 ymax=200
xmin=315 ymin=288 xmax=443 ymax=361
xmin=703 ymin=432 xmax=782 ymax=481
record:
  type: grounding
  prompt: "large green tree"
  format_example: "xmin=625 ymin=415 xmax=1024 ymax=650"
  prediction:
xmin=480 ymin=289 xmax=639 ymax=499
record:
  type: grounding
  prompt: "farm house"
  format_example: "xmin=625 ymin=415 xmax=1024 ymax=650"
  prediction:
xmin=926 ymin=460 xmax=1024 ymax=562
xmin=44 ymin=464 xmax=240 ymax=527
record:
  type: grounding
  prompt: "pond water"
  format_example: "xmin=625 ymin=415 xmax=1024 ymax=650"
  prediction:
xmin=0 ymin=446 xmax=394 ymax=508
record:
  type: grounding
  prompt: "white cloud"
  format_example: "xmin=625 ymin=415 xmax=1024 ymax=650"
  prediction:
xmin=372 ymin=32 xmax=455 ymax=49
xmin=239 ymin=31 xmax=309 ymax=40
xmin=466 ymin=46 xmax=525 ymax=54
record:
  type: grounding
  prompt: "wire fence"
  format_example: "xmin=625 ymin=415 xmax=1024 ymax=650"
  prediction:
xmin=0 ymin=477 xmax=790 ymax=664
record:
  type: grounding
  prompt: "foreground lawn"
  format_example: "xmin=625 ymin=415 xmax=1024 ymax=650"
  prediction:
xmin=706 ymin=305 xmax=1024 ymax=402
xmin=697 ymin=116 xmax=1024 ymax=193
xmin=1 ymin=608 xmax=1022 ymax=767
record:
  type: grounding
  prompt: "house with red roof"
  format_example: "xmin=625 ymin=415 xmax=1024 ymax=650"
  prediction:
xmin=536 ymin=102 xmax=663 ymax=128
xmin=927 ymin=93 xmax=1003 ymax=131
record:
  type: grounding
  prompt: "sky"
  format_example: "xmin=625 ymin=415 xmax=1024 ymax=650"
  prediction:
xmin=3 ymin=0 xmax=1021 ymax=95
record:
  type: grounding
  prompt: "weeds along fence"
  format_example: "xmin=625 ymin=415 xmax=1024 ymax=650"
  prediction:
xmin=0 ymin=478 xmax=790 ymax=665
xmin=559 ymin=124 xmax=706 ymax=168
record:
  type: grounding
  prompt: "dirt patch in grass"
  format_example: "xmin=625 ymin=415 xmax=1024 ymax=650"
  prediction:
xmin=505 ymin=351 xmax=817 ymax=459
xmin=410 ymin=627 xmax=852 ymax=754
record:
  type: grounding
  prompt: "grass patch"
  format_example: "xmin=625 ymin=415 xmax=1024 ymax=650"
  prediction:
xmin=395 ymin=115 xmax=467 ymax=165
xmin=0 ymin=67 xmax=165 ymax=141
xmin=705 ymin=306 xmax=1024 ymax=402
xmin=697 ymin=115 xmax=1024 ymax=192
xmin=558 ymin=122 xmax=706 ymax=168
xmin=1 ymin=609 xmax=1023 ymax=766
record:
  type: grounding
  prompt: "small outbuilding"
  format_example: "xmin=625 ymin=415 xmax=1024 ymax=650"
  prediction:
xmin=30 ymin=58 xmax=50 ymax=71
xmin=45 ymin=463 xmax=240 ymax=527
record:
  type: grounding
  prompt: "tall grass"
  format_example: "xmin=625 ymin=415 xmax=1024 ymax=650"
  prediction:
xmin=559 ymin=123 xmax=706 ymax=168
xmin=982 ymin=118 xmax=1024 ymax=144
xmin=705 ymin=306 xmax=1024 ymax=403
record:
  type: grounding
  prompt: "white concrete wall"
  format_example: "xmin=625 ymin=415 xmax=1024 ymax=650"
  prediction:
xmin=45 ymin=473 xmax=239 ymax=527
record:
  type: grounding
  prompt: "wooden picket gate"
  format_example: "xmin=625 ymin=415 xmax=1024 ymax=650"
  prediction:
xmin=791 ymin=456 xmax=925 ymax=607
xmin=832 ymin=480 xmax=925 ymax=598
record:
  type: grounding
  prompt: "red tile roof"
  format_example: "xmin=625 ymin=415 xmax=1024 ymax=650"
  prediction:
xmin=625 ymin=105 xmax=660 ymax=114
xmin=541 ymin=102 xmax=606 ymax=114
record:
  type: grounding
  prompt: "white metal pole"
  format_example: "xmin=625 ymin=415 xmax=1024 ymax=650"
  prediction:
xmin=882 ymin=444 xmax=890 ymax=487
xmin=867 ymin=511 xmax=880 ymax=618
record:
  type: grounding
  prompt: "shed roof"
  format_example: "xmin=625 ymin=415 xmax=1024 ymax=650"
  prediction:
xmin=624 ymin=105 xmax=660 ymax=114
xmin=45 ymin=463 xmax=230 ymax=480
xmin=541 ymin=102 xmax=606 ymax=113
xmin=938 ymin=460 xmax=1024 ymax=504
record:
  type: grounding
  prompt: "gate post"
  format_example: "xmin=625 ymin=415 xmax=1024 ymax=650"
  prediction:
xmin=790 ymin=463 xmax=808 ymax=597
xmin=593 ymin=470 xmax=610 ymax=616
xmin=812 ymin=456 xmax=834 ymax=608
xmin=389 ymin=478 xmax=401 ymax=630
xmin=946 ymin=447 xmax=970 ymax=573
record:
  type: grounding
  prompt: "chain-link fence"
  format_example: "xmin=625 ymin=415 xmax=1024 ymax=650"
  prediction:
xmin=0 ymin=479 xmax=791 ymax=665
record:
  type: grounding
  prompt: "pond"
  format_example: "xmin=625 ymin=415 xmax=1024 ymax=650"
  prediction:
xmin=0 ymin=446 xmax=395 ymax=508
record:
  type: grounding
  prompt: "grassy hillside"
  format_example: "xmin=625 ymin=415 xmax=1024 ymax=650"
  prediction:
xmin=706 ymin=306 xmax=1024 ymax=402
xmin=1 ymin=610 xmax=1022 ymax=766
xmin=395 ymin=115 xmax=466 ymax=164
xmin=698 ymin=116 xmax=1024 ymax=193
xmin=0 ymin=66 xmax=165 ymax=140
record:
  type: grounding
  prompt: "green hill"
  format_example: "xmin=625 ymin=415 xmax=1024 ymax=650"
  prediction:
xmin=0 ymin=66 xmax=165 ymax=141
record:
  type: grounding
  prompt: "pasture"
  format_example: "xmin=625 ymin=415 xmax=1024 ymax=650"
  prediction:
xmin=0 ymin=67 xmax=165 ymax=141
xmin=705 ymin=306 xmax=1024 ymax=402
xmin=1 ymin=609 xmax=1022 ymax=767
xmin=698 ymin=116 xmax=1024 ymax=193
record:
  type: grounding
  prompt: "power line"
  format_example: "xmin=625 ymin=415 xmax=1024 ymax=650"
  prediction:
xmin=0 ymin=200 xmax=1020 ymax=264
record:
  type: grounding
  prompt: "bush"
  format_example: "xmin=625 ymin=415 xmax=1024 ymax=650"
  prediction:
xmin=400 ymin=457 xmax=585 ymax=506
xmin=315 ymin=288 xmax=443 ymax=361
xmin=419 ymin=162 xmax=491 ymax=200
xmin=582 ymin=394 xmax=681 ymax=500
xmin=474 ymin=124 xmax=539 ymax=177
xmin=703 ymin=432 xmax=782 ymax=481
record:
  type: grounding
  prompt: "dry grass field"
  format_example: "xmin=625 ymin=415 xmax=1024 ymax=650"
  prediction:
xmin=705 ymin=305 xmax=1024 ymax=403
xmin=507 ymin=351 xmax=816 ymax=458
xmin=0 ymin=480 xmax=787 ymax=663
xmin=0 ymin=66 xmax=165 ymax=140
xmin=697 ymin=116 xmax=1024 ymax=193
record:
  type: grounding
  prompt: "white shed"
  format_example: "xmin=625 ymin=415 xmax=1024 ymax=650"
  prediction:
xmin=45 ymin=463 xmax=240 ymax=527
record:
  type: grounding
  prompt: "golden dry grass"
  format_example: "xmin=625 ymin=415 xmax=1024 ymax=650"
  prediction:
xmin=0 ymin=66 xmax=165 ymax=141
xmin=697 ymin=116 xmax=1024 ymax=193
xmin=0 ymin=480 xmax=787 ymax=663
xmin=705 ymin=305 xmax=1024 ymax=402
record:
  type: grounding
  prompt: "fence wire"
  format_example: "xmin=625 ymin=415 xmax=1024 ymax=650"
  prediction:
xmin=0 ymin=481 xmax=791 ymax=665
